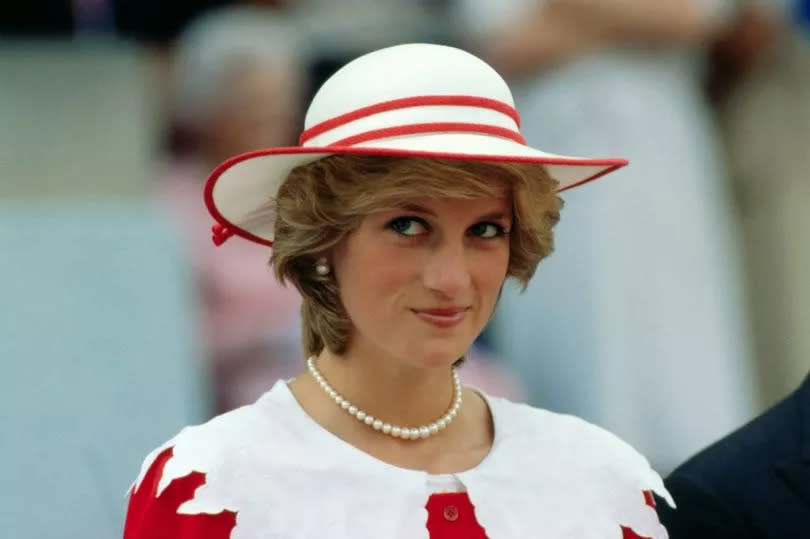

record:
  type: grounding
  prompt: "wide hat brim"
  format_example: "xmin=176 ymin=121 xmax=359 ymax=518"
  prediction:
xmin=205 ymin=133 xmax=627 ymax=247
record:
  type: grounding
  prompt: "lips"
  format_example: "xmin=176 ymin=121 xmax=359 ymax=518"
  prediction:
xmin=411 ymin=307 xmax=470 ymax=328
xmin=418 ymin=307 xmax=467 ymax=316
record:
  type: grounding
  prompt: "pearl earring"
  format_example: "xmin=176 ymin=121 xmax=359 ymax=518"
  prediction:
xmin=315 ymin=257 xmax=331 ymax=276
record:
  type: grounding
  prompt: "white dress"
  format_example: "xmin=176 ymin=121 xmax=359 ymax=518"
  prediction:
xmin=125 ymin=380 xmax=673 ymax=538
xmin=457 ymin=0 xmax=756 ymax=472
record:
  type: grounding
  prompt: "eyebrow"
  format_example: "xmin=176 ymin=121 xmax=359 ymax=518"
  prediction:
xmin=397 ymin=203 xmax=511 ymax=222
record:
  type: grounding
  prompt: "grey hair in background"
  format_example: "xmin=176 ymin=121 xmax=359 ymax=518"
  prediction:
xmin=170 ymin=6 xmax=307 ymax=129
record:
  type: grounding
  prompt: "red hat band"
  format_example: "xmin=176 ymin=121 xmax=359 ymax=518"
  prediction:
xmin=298 ymin=95 xmax=525 ymax=147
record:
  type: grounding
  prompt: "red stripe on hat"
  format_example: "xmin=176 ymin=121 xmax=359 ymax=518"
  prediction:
xmin=329 ymin=122 xmax=526 ymax=147
xmin=299 ymin=95 xmax=521 ymax=145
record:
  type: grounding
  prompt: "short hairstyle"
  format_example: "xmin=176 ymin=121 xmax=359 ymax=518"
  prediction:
xmin=267 ymin=154 xmax=563 ymax=356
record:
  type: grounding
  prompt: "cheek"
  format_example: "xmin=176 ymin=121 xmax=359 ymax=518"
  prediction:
xmin=472 ymin=246 xmax=510 ymax=299
xmin=337 ymin=243 xmax=419 ymax=323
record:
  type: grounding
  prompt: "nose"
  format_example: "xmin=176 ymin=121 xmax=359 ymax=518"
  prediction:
xmin=421 ymin=240 xmax=472 ymax=298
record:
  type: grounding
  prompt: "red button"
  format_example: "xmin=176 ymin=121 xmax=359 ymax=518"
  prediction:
xmin=443 ymin=505 xmax=459 ymax=522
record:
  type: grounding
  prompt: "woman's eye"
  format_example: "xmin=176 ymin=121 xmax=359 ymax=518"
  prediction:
xmin=469 ymin=222 xmax=506 ymax=239
xmin=389 ymin=217 xmax=428 ymax=237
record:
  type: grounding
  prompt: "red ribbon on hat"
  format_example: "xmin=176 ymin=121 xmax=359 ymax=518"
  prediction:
xmin=211 ymin=223 xmax=234 ymax=246
xmin=299 ymin=95 xmax=522 ymax=146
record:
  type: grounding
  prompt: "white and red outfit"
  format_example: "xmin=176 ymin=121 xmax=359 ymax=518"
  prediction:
xmin=124 ymin=380 xmax=672 ymax=538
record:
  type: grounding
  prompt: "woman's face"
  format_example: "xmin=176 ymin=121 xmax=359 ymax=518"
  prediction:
xmin=332 ymin=194 xmax=512 ymax=369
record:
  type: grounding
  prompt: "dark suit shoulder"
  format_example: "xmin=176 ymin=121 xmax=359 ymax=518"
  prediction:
xmin=659 ymin=385 xmax=806 ymax=539
xmin=671 ymin=387 xmax=801 ymax=486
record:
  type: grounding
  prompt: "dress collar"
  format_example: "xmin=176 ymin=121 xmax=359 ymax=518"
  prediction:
xmin=133 ymin=378 xmax=673 ymax=539
xmin=261 ymin=378 xmax=506 ymax=482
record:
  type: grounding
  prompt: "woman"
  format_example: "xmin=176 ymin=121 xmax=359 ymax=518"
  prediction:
xmin=123 ymin=43 xmax=672 ymax=538
xmin=158 ymin=6 xmax=527 ymax=412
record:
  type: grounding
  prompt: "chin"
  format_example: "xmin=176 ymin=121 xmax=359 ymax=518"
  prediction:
xmin=405 ymin=338 xmax=471 ymax=369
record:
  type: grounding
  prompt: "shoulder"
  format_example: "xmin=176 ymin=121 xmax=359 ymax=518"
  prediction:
xmin=488 ymin=394 xmax=671 ymax=503
xmin=124 ymin=444 xmax=237 ymax=539
xmin=129 ymin=383 xmax=296 ymax=510
xmin=493 ymin=395 xmax=641 ymax=449
xmin=472 ymin=395 xmax=673 ymax=539
xmin=124 ymin=384 xmax=304 ymax=537
xmin=124 ymin=404 xmax=267 ymax=539
xmin=131 ymin=404 xmax=257 ymax=494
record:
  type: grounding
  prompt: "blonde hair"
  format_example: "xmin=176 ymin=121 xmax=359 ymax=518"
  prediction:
xmin=266 ymin=154 xmax=563 ymax=356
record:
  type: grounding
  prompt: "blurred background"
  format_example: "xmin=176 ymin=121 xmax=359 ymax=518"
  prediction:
xmin=1 ymin=0 xmax=809 ymax=536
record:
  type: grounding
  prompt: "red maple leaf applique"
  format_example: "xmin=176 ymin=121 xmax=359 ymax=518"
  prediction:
xmin=123 ymin=447 xmax=237 ymax=539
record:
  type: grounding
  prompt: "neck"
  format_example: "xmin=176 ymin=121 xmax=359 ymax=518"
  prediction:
xmin=314 ymin=344 xmax=458 ymax=429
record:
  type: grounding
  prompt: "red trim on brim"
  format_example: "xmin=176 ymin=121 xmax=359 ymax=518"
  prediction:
xmin=558 ymin=161 xmax=625 ymax=192
xmin=204 ymin=145 xmax=628 ymax=247
xmin=299 ymin=95 xmax=521 ymax=145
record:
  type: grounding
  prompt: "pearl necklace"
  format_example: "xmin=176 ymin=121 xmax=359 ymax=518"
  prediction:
xmin=306 ymin=356 xmax=462 ymax=440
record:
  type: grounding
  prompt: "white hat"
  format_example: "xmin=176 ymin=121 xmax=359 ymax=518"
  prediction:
xmin=205 ymin=43 xmax=627 ymax=246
